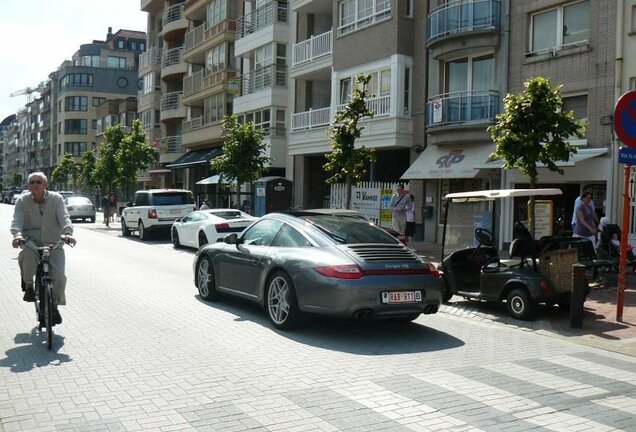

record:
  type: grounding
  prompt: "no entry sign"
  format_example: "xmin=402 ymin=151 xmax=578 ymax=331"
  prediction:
xmin=614 ymin=91 xmax=636 ymax=148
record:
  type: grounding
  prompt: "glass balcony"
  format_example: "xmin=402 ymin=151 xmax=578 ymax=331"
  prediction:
xmin=238 ymin=64 xmax=287 ymax=96
xmin=427 ymin=0 xmax=500 ymax=44
xmin=426 ymin=90 xmax=499 ymax=127
xmin=236 ymin=1 xmax=288 ymax=39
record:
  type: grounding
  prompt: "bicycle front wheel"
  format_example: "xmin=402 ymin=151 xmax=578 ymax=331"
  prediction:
xmin=44 ymin=280 xmax=54 ymax=350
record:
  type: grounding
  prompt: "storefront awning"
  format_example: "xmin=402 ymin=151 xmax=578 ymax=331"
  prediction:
xmin=474 ymin=147 xmax=608 ymax=169
xmin=166 ymin=147 xmax=223 ymax=169
xmin=196 ymin=174 xmax=237 ymax=185
xmin=401 ymin=144 xmax=494 ymax=180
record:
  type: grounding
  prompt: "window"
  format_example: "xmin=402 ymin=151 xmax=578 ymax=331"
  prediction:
xmin=205 ymin=44 xmax=226 ymax=73
xmin=339 ymin=78 xmax=351 ymax=104
xmin=92 ymin=97 xmax=106 ymax=107
xmin=530 ymin=0 xmax=589 ymax=53
xmin=142 ymin=109 xmax=160 ymax=129
xmin=64 ymin=96 xmax=88 ymax=111
xmin=61 ymin=73 xmax=93 ymax=87
xmin=76 ymin=55 xmax=100 ymax=67
xmin=630 ymin=77 xmax=636 ymax=91
xmin=204 ymin=94 xmax=226 ymax=124
xmin=442 ymin=54 xmax=494 ymax=123
xmin=632 ymin=5 xmax=636 ymax=32
xmin=338 ymin=0 xmax=391 ymax=36
xmin=64 ymin=142 xmax=87 ymax=156
xmin=242 ymin=219 xmax=284 ymax=246
xmin=207 ymin=0 xmax=227 ymax=27
xmin=404 ymin=67 xmax=410 ymax=115
xmin=406 ymin=0 xmax=413 ymax=17
xmin=271 ymin=224 xmax=311 ymax=247
xmin=107 ymin=56 xmax=127 ymax=69
xmin=117 ymin=40 xmax=125 ymax=49
xmin=64 ymin=119 xmax=87 ymax=135
xmin=563 ymin=95 xmax=588 ymax=140
xmin=142 ymin=72 xmax=159 ymax=94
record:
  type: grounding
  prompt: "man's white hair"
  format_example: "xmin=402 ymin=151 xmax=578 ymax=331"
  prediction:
xmin=28 ymin=172 xmax=48 ymax=184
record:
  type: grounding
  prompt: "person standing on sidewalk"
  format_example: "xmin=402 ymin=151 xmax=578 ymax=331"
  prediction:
xmin=109 ymin=192 xmax=118 ymax=222
xmin=405 ymin=194 xmax=416 ymax=249
xmin=389 ymin=184 xmax=412 ymax=243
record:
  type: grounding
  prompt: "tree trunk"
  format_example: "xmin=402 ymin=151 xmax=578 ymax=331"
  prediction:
xmin=529 ymin=180 xmax=536 ymax=239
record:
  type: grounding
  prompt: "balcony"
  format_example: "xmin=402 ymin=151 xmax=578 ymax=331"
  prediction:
xmin=137 ymin=89 xmax=161 ymax=111
xmin=182 ymin=117 xmax=224 ymax=147
xmin=293 ymin=29 xmax=332 ymax=66
xmin=161 ymin=47 xmax=187 ymax=79
xmin=159 ymin=135 xmax=183 ymax=164
xmin=237 ymin=1 xmax=288 ymax=39
xmin=337 ymin=95 xmax=391 ymax=118
xmin=426 ymin=90 xmax=499 ymax=145
xmin=162 ymin=4 xmax=188 ymax=39
xmin=160 ymin=92 xmax=186 ymax=121
xmin=184 ymin=21 xmax=236 ymax=64
xmin=427 ymin=0 xmax=501 ymax=59
xmin=291 ymin=107 xmax=331 ymax=131
xmin=183 ymin=69 xmax=237 ymax=105
xmin=139 ymin=47 xmax=162 ymax=75
xmin=238 ymin=64 xmax=287 ymax=96
xmin=184 ymin=0 xmax=207 ymax=20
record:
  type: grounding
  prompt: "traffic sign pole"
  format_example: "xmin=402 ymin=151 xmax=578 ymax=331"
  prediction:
xmin=617 ymin=164 xmax=630 ymax=322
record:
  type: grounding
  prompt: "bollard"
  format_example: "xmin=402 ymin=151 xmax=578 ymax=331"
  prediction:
xmin=570 ymin=263 xmax=587 ymax=328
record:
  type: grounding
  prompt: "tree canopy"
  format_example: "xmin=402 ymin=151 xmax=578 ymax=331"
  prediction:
xmin=324 ymin=73 xmax=376 ymax=209
xmin=51 ymin=153 xmax=79 ymax=188
xmin=488 ymin=76 xmax=586 ymax=187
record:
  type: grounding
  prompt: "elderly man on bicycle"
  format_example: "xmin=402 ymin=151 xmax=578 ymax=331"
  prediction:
xmin=10 ymin=172 xmax=76 ymax=325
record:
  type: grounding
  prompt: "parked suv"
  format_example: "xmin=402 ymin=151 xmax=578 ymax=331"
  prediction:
xmin=121 ymin=189 xmax=196 ymax=240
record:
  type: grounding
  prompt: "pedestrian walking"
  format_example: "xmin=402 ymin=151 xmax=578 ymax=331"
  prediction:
xmin=109 ymin=193 xmax=117 ymax=222
xmin=101 ymin=194 xmax=110 ymax=227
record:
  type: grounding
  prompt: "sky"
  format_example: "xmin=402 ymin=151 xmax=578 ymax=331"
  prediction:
xmin=0 ymin=0 xmax=147 ymax=121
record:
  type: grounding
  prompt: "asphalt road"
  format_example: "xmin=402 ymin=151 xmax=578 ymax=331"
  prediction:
xmin=0 ymin=204 xmax=635 ymax=431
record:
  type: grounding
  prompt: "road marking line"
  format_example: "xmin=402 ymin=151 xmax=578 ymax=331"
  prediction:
xmin=544 ymin=355 xmax=636 ymax=385
xmin=334 ymin=381 xmax=485 ymax=431
xmin=481 ymin=363 xmax=609 ymax=398
xmin=413 ymin=371 xmax=615 ymax=432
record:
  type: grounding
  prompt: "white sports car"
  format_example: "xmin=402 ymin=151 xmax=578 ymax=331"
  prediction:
xmin=171 ymin=209 xmax=257 ymax=249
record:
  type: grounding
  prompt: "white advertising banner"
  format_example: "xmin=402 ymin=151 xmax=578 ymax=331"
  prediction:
xmin=351 ymin=187 xmax=381 ymax=220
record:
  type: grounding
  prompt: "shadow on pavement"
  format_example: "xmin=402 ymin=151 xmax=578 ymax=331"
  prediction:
xmin=195 ymin=295 xmax=464 ymax=355
xmin=0 ymin=333 xmax=71 ymax=373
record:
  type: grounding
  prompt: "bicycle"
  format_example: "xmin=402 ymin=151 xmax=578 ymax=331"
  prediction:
xmin=19 ymin=237 xmax=73 ymax=350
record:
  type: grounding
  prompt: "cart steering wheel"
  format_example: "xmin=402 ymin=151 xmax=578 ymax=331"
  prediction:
xmin=475 ymin=228 xmax=495 ymax=248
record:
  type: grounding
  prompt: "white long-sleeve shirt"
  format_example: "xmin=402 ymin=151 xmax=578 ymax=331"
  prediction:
xmin=11 ymin=190 xmax=73 ymax=244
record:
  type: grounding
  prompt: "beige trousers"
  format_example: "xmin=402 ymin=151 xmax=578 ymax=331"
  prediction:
xmin=19 ymin=247 xmax=67 ymax=306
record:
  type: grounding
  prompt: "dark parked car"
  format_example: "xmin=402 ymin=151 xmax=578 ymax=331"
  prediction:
xmin=193 ymin=212 xmax=443 ymax=330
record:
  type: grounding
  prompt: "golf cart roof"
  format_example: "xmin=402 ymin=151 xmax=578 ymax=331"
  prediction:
xmin=445 ymin=188 xmax=563 ymax=202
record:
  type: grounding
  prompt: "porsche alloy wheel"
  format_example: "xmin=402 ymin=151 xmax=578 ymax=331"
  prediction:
xmin=266 ymin=271 xmax=301 ymax=330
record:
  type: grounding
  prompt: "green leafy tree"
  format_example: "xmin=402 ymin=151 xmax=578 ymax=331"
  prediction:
xmin=51 ymin=153 xmax=79 ymax=189
xmin=488 ymin=76 xmax=586 ymax=234
xmin=324 ymin=73 xmax=376 ymax=209
xmin=94 ymin=125 xmax=124 ymax=194
xmin=212 ymin=114 xmax=271 ymax=207
xmin=11 ymin=172 xmax=21 ymax=188
xmin=116 ymin=119 xmax=155 ymax=199
xmin=78 ymin=149 xmax=98 ymax=194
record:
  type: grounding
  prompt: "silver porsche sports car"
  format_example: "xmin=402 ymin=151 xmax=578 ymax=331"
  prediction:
xmin=193 ymin=212 xmax=443 ymax=330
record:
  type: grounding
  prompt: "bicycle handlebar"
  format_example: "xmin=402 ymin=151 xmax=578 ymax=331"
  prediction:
xmin=16 ymin=236 xmax=75 ymax=251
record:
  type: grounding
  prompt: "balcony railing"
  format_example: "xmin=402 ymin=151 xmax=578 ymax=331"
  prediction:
xmin=161 ymin=92 xmax=183 ymax=111
xmin=162 ymin=47 xmax=183 ymax=68
xmin=427 ymin=0 xmax=500 ymax=43
xmin=292 ymin=29 xmax=332 ymax=66
xmin=236 ymin=1 xmax=288 ymax=39
xmin=238 ymin=64 xmax=287 ymax=96
xmin=426 ymin=90 xmax=499 ymax=127
xmin=337 ymin=95 xmax=391 ymax=117
xmin=163 ymin=3 xmax=184 ymax=25
xmin=140 ymin=46 xmax=162 ymax=69
xmin=185 ymin=21 xmax=235 ymax=53
xmin=159 ymin=135 xmax=183 ymax=153
xmin=291 ymin=107 xmax=331 ymax=131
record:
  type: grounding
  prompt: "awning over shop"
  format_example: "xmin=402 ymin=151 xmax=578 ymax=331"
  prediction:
xmin=196 ymin=174 xmax=237 ymax=185
xmin=166 ymin=147 xmax=223 ymax=169
xmin=401 ymin=144 xmax=494 ymax=180
xmin=474 ymin=147 xmax=608 ymax=169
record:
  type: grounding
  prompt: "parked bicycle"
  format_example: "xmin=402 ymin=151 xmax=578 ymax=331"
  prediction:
xmin=18 ymin=236 xmax=74 ymax=350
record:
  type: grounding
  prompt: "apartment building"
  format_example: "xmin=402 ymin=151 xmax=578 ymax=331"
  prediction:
xmin=0 ymin=114 xmax=17 ymax=186
xmin=140 ymin=0 xmax=189 ymax=189
xmin=50 ymin=27 xmax=146 ymax=188
xmin=290 ymin=0 xmax=419 ymax=209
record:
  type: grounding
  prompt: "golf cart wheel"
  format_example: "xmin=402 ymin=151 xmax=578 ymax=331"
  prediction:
xmin=506 ymin=288 xmax=536 ymax=320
